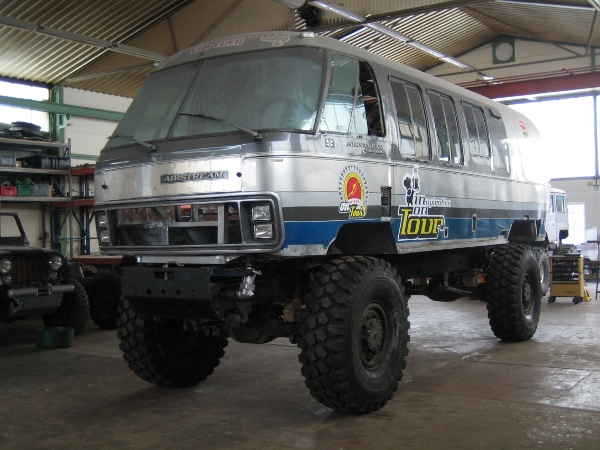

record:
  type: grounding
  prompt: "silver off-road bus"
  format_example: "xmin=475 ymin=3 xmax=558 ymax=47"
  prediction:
xmin=95 ymin=31 xmax=549 ymax=413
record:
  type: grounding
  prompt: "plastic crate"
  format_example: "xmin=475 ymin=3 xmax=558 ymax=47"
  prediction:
xmin=0 ymin=185 xmax=17 ymax=196
xmin=18 ymin=184 xmax=34 ymax=197
xmin=17 ymin=155 xmax=69 ymax=170
xmin=33 ymin=184 xmax=51 ymax=197
xmin=0 ymin=154 xmax=15 ymax=167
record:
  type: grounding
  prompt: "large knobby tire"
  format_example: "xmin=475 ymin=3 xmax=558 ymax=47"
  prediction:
xmin=89 ymin=270 xmax=121 ymax=330
xmin=298 ymin=256 xmax=409 ymax=413
xmin=116 ymin=298 xmax=228 ymax=387
xmin=535 ymin=250 xmax=550 ymax=296
xmin=485 ymin=244 xmax=542 ymax=342
xmin=42 ymin=278 xmax=90 ymax=336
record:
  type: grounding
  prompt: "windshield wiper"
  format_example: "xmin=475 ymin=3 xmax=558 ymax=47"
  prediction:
xmin=110 ymin=134 xmax=157 ymax=152
xmin=179 ymin=112 xmax=262 ymax=143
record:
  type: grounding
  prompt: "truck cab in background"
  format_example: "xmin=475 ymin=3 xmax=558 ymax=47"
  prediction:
xmin=547 ymin=188 xmax=569 ymax=249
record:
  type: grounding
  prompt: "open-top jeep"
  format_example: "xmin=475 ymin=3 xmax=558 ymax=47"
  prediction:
xmin=0 ymin=212 xmax=89 ymax=335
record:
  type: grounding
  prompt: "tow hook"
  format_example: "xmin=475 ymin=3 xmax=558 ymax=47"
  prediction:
xmin=236 ymin=268 xmax=262 ymax=299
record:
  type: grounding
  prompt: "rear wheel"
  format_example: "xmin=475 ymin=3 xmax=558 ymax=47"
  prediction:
xmin=42 ymin=278 xmax=89 ymax=336
xmin=534 ymin=250 xmax=550 ymax=296
xmin=117 ymin=298 xmax=227 ymax=387
xmin=298 ymin=256 xmax=409 ymax=413
xmin=485 ymin=244 xmax=541 ymax=342
xmin=89 ymin=270 xmax=121 ymax=330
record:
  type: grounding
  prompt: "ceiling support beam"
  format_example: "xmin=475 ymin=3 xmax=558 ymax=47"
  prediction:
xmin=295 ymin=0 xmax=479 ymax=71
xmin=0 ymin=95 xmax=124 ymax=122
xmin=0 ymin=15 xmax=167 ymax=62
xmin=466 ymin=72 xmax=600 ymax=98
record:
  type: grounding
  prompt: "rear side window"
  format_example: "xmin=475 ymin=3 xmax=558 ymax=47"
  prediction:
xmin=463 ymin=102 xmax=491 ymax=158
xmin=428 ymin=91 xmax=463 ymax=165
xmin=321 ymin=53 xmax=384 ymax=136
xmin=390 ymin=79 xmax=430 ymax=160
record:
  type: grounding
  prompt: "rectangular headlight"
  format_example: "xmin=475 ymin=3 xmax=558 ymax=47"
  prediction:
xmin=96 ymin=213 xmax=108 ymax=228
xmin=251 ymin=204 xmax=271 ymax=221
xmin=253 ymin=223 xmax=273 ymax=239
xmin=99 ymin=230 xmax=111 ymax=245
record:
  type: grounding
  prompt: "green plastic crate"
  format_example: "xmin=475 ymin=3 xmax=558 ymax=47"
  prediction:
xmin=18 ymin=184 xmax=34 ymax=197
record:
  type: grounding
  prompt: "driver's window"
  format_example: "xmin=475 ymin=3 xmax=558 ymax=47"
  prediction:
xmin=320 ymin=54 xmax=383 ymax=137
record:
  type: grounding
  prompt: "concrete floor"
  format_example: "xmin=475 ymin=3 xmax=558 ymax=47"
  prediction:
xmin=1 ymin=291 xmax=599 ymax=450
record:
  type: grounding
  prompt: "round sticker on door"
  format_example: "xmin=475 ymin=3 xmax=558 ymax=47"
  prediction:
xmin=338 ymin=165 xmax=368 ymax=219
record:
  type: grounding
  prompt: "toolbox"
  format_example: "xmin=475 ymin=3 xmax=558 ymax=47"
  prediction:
xmin=549 ymin=254 xmax=590 ymax=304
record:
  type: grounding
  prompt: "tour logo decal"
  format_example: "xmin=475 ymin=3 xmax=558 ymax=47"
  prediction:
xmin=519 ymin=120 xmax=529 ymax=138
xmin=338 ymin=166 xmax=368 ymax=219
xmin=398 ymin=166 xmax=451 ymax=240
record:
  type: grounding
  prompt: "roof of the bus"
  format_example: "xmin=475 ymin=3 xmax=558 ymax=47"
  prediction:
xmin=159 ymin=30 xmax=531 ymax=130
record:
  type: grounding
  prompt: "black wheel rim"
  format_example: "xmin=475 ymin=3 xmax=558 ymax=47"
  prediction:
xmin=522 ymin=274 xmax=533 ymax=317
xmin=359 ymin=301 xmax=389 ymax=370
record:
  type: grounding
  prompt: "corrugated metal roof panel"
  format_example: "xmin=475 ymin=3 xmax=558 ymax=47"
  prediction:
xmin=0 ymin=0 xmax=596 ymax=97
xmin=321 ymin=8 xmax=496 ymax=71
xmin=465 ymin=3 xmax=600 ymax=47
xmin=0 ymin=0 xmax=192 ymax=85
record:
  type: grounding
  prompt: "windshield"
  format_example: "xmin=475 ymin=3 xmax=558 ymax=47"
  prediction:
xmin=107 ymin=47 xmax=325 ymax=148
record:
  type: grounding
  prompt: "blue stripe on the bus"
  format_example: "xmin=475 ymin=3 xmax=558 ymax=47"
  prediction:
xmin=282 ymin=217 xmax=539 ymax=248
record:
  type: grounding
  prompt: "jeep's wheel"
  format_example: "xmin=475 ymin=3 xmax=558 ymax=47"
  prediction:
xmin=485 ymin=244 xmax=542 ymax=342
xmin=42 ymin=278 xmax=90 ymax=336
xmin=298 ymin=256 xmax=409 ymax=413
xmin=89 ymin=270 xmax=121 ymax=330
xmin=117 ymin=298 xmax=227 ymax=387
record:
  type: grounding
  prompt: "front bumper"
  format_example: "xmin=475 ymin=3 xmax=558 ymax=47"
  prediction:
xmin=121 ymin=265 xmax=256 ymax=319
xmin=5 ymin=284 xmax=75 ymax=319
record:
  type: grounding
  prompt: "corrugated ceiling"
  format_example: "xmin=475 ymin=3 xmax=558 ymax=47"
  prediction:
xmin=0 ymin=0 xmax=597 ymax=98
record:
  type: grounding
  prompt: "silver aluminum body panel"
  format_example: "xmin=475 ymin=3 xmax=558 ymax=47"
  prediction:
xmin=95 ymin=32 xmax=549 ymax=263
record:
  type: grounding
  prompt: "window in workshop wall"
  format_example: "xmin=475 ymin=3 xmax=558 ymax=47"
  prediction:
xmin=509 ymin=95 xmax=595 ymax=179
xmin=0 ymin=80 xmax=50 ymax=132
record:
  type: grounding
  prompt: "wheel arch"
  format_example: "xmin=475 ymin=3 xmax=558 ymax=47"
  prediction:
xmin=329 ymin=222 xmax=397 ymax=255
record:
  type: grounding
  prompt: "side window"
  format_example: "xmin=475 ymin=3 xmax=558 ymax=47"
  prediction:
xmin=358 ymin=61 xmax=384 ymax=137
xmin=463 ymin=102 xmax=491 ymax=157
xmin=550 ymin=194 xmax=555 ymax=213
xmin=556 ymin=195 xmax=566 ymax=213
xmin=321 ymin=53 xmax=357 ymax=134
xmin=320 ymin=54 xmax=384 ymax=137
xmin=428 ymin=91 xmax=463 ymax=165
xmin=390 ymin=79 xmax=430 ymax=160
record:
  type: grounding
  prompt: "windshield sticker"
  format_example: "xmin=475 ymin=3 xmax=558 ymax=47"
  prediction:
xmin=190 ymin=33 xmax=290 ymax=55
xmin=338 ymin=166 xmax=368 ymax=219
xmin=161 ymin=171 xmax=228 ymax=183
xmin=519 ymin=120 xmax=529 ymax=138
xmin=398 ymin=166 xmax=450 ymax=240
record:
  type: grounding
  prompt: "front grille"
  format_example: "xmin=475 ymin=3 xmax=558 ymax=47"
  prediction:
xmin=12 ymin=255 xmax=46 ymax=284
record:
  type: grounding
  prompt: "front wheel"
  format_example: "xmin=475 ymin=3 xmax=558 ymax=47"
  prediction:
xmin=42 ymin=278 xmax=89 ymax=336
xmin=298 ymin=257 xmax=409 ymax=413
xmin=117 ymin=298 xmax=227 ymax=387
xmin=485 ymin=244 xmax=542 ymax=342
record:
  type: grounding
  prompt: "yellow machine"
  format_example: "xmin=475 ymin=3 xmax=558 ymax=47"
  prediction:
xmin=548 ymin=255 xmax=591 ymax=304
